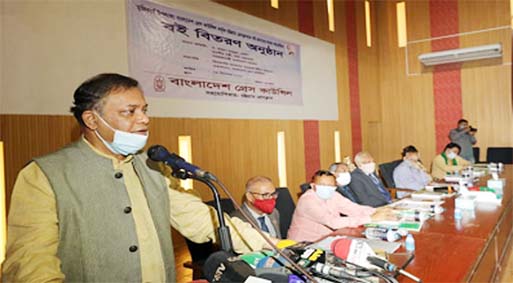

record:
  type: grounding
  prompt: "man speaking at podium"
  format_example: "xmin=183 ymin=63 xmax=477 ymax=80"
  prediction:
xmin=2 ymin=73 xmax=273 ymax=282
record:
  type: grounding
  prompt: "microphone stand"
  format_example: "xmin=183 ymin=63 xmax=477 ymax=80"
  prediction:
xmin=171 ymin=169 xmax=234 ymax=253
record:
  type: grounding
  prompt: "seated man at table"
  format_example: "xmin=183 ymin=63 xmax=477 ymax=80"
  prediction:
xmin=287 ymin=170 xmax=396 ymax=242
xmin=393 ymin=145 xmax=432 ymax=198
xmin=431 ymin=142 xmax=471 ymax=180
xmin=230 ymin=176 xmax=281 ymax=238
xmin=328 ymin=162 xmax=358 ymax=202
xmin=349 ymin=152 xmax=392 ymax=207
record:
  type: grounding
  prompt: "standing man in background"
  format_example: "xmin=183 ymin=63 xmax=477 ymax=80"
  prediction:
xmin=449 ymin=119 xmax=477 ymax=163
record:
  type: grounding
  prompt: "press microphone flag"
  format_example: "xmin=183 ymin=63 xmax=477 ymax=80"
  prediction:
xmin=331 ymin=238 xmax=376 ymax=269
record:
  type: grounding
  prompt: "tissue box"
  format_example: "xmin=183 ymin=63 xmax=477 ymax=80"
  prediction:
xmin=488 ymin=178 xmax=505 ymax=189
xmin=488 ymin=179 xmax=505 ymax=196
xmin=467 ymin=191 xmax=502 ymax=205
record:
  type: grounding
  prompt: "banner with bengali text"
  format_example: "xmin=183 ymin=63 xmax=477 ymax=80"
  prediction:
xmin=127 ymin=0 xmax=303 ymax=105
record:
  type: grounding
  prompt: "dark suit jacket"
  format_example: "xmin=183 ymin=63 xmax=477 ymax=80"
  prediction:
xmin=336 ymin=185 xmax=358 ymax=203
xmin=349 ymin=168 xmax=390 ymax=207
xmin=230 ymin=203 xmax=282 ymax=239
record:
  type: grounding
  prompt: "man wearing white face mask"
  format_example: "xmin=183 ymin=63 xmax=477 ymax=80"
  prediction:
xmin=3 ymin=73 xmax=275 ymax=282
xmin=349 ymin=152 xmax=392 ymax=207
xmin=287 ymin=170 xmax=395 ymax=242
xmin=431 ymin=142 xmax=471 ymax=180
xmin=328 ymin=162 xmax=357 ymax=203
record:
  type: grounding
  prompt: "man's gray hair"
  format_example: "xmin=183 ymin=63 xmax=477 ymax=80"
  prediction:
xmin=328 ymin=162 xmax=348 ymax=173
xmin=245 ymin=176 xmax=273 ymax=192
xmin=354 ymin=151 xmax=373 ymax=166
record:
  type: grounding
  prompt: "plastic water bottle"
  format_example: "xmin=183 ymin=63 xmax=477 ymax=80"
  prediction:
xmin=405 ymin=234 xmax=415 ymax=252
xmin=364 ymin=227 xmax=401 ymax=242
xmin=454 ymin=208 xmax=463 ymax=220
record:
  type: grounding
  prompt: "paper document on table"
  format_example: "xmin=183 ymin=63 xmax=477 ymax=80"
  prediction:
xmin=364 ymin=220 xmax=424 ymax=232
xmin=391 ymin=198 xmax=445 ymax=210
xmin=411 ymin=190 xmax=455 ymax=201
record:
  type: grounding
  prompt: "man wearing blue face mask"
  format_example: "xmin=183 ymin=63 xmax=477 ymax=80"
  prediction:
xmin=3 ymin=73 xmax=276 ymax=282
xmin=287 ymin=170 xmax=395 ymax=242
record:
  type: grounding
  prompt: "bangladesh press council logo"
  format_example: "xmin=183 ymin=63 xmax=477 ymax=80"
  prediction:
xmin=153 ymin=75 xmax=166 ymax=92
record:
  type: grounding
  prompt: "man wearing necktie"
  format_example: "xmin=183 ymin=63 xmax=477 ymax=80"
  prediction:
xmin=230 ymin=176 xmax=282 ymax=238
xmin=349 ymin=151 xmax=392 ymax=207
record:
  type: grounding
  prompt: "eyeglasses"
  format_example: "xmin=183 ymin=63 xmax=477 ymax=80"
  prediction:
xmin=248 ymin=191 xmax=279 ymax=199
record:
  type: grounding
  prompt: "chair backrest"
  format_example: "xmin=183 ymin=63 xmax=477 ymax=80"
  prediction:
xmin=378 ymin=160 xmax=403 ymax=188
xmin=486 ymin=147 xmax=513 ymax=164
xmin=205 ymin=198 xmax=236 ymax=215
xmin=299 ymin=182 xmax=311 ymax=193
xmin=473 ymin=147 xmax=480 ymax=163
xmin=275 ymin=187 xmax=296 ymax=238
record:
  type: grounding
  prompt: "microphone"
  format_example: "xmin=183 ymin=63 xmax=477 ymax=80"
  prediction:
xmin=311 ymin=262 xmax=359 ymax=281
xmin=203 ymin=251 xmax=255 ymax=282
xmin=147 ymin=145 xmax=216 ymax=180
xmin=367 ymin=256 xmax=422 ymax=283
xmin=330 ymin=238 xmax=376 ymax=269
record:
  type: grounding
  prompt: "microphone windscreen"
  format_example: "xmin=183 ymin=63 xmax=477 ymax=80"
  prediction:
xmin=147 ymin=145 xmax=168 ymax=162
xmin=331 ymin=238 xmax=352 ymax=260
xmin=331 ymin=238 xmax=377 ymax=269
xmin=203 ymin=251 xmax=256 ymax=282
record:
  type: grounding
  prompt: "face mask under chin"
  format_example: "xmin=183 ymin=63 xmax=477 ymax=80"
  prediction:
xmin=94 ymin=113 xmax=148 ymax=156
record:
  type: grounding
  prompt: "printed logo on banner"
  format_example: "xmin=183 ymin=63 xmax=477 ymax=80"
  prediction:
xmin=153 ymin=75 xmax=166 ymax=92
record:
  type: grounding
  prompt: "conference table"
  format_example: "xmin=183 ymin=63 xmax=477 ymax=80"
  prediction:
xmin=329 ymin=165 xmax=512 ymax=282
xmin=392 ymin=165 xmax=513 ymax=282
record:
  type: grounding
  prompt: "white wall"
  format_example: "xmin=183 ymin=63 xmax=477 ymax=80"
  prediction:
xmin=1 ymin=0 xmax=338 ymax=120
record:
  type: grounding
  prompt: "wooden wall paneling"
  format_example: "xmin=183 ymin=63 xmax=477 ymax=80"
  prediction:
xmin=281 ymin=120 xmax=306 ymax=199
xmin=459 ymin=0 xmax=513 ymax=161
xmin=215 ymin=0 xmax=299 ymax=31
xmin=356 ymin=0 xmax=383 ymax=161
xmin=312 ymin=0 xmax=333 ymax=43
xmin=332 ymin=1 xmax=354 ymax=162
xmin=405 ymin=0 xmax=432 ymax=75
xmin=0 ymin=115 xmax=80 ymax=212
xmin=318 ymin=122 xmax=337 ymax=171
xmin=406 ymin=0 xmax=431 ymax=41
xmin=312 ymin=0 xmax=338 ymax=171
xmin=375 ymin=1 xmax=437 ymax=165
xmin=461 ymin=65 xmax=513 ymax=156
xmin=458 ymin=0 xmax=510 ymax=33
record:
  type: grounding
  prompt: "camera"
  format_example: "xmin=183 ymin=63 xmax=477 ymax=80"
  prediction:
xmin=469 ymin=126 xmax=477 ymax=132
